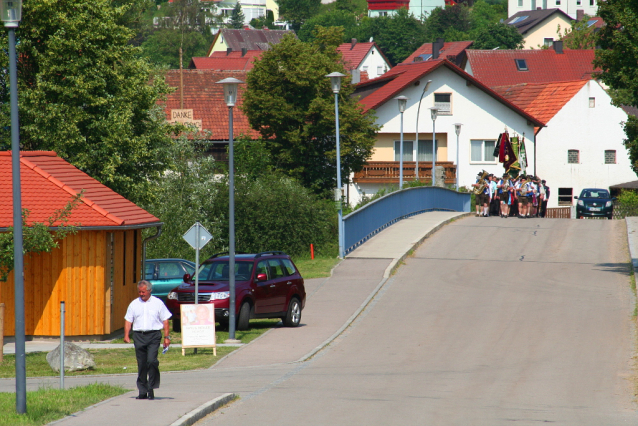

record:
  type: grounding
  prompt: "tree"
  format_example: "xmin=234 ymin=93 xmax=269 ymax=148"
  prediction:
xmin=558 ymin=15 xmax=599 ymax=49
xmin=595 ymin=0 xmax=638 ymax=175
xmin=423 ymin=4 xmax=471 ymax=42
xmin=242 ymin=32 xmax=379 ymax=194
xmin=355 ymin=9 xmax=427 ymax=65
xmin=250 ymin=10 xmax=277 ymax=29
xmin=276 ymin=0 xmax=322 ymax=30
xmin=0 ymin=0 xmax=177 ymax=205
xmin=229 ymin=2 xmax=246 ymax=29
xmin=470 ymin=22 xmax=524 ymax=49
xmin=298 ymin=10 xmax=358 ymax=43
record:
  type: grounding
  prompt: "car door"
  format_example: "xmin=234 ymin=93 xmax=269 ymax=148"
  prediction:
xmin=266 ymin=259 xmax=289 ymax=312
xmin=253 ymin=260 xmax=277 ymax=314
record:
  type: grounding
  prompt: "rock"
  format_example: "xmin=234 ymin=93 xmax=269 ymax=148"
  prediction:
xmin=46 ymin=342 xmax=96 ymax=372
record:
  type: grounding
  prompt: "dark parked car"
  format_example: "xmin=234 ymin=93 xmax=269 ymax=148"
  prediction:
xmin=165 ymin=251 xmax=305 ymax=332
xmin=145 ymin=259 xmax=196 ymax=301
xmin=574 ymin=188 xmax=615 ymax=219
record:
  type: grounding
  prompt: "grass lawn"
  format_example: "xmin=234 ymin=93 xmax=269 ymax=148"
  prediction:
xmin=0 ymin=383 xmax=127 ymax=426
xmin=293 ymin=256 xmax=340 ymax=279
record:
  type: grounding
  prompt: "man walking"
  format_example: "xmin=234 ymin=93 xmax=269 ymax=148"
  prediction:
xmin=124 ymin=280 xmax=172 ymax=400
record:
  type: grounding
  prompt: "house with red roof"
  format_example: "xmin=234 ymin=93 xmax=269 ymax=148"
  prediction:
xmin=337 ymin=39 xmax=392 ymax=81
xmin=493 ymin=80 xmax=636 ymax=209
xmin=349 ymin=59 xmax=544 ymax=205
xmin=207 ymin=29 xmax=294 ymax=56
xmin=505 ymin=8 xmax=573 ymax=49
xmin=367 ymin=0 xmax=444 ymax=18
xmin=163 ymin=69 xmax=260 ymax=161
xmin=189 ymin=50 xmax=263 ymax=70
xmin=0 ymin=151 xmax=161 ymax=338
xmin=464 ymin=43 xmax=598 ymax=87
xmin=402 ymin=39 xmax=473 ymax=68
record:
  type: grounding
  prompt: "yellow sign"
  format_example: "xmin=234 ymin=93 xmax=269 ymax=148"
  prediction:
xmin=169 ymin=109 xmax=203 ymax=130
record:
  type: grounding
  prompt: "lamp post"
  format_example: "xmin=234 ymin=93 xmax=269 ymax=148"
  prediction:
xmin=415 ymin=80 xmax=431 ymax=181
xmin=326 ymin=72 xmax=346 ymax=258
xmin=430 ymin=107 xmax=438 ymax=186
xmin=216 ymin=77 xmax=243 ymax=342
xmin=454 ymin=123 xmax=462 ymax=191
xmin=2 ymin=0 xmax=26 ymax=414
xmin=395 ymin=96 xmax=408 ymax=188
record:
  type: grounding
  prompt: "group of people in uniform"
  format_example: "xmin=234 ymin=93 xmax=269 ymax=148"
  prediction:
xmin=472 ymin=171 xmax=549 ymax=218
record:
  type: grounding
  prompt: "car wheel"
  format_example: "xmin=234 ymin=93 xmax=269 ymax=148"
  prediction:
xmin=237 ymin=302 xmax=251 ymax=331
xmin=172 ymin=319 xmax=181 ymax=333
xmin=283 ymin=298 xmax=302 ymax=327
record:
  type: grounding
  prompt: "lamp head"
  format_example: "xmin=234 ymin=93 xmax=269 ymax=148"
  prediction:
xmin=216 ymin=77 xmax=244 ymax=107
xmin=395 ymin=95 xmax=408 ymax=113
xmin=1 ymin=0 xmax=22 ymax=27
xmin=454 ymin=123 xmax=462 ymax=136
xmin=325 ymin=72 xmax=346 ymax=94
xmin=430 ymin=107 xmax=439 ymax=121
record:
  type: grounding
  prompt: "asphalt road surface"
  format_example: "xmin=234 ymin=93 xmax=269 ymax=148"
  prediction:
xmin=200 ymin=218 xmax=637 ymax=425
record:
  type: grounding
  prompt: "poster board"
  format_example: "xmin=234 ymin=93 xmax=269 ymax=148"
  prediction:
xmin=180 ymin=304 xmax=217 ymax=356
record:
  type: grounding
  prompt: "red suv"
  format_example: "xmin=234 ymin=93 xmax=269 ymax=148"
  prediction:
xmin=165 ymin=251 xmax=305 ymax=332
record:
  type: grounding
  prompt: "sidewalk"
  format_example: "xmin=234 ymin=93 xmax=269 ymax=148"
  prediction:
xmin=0 ymin=211 xmax=468 ymax=426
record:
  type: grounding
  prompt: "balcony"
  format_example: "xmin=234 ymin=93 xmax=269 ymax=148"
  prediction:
xmin=353 ymin=161 xmax=457 ymax=184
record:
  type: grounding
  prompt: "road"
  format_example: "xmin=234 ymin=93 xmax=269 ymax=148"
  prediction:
xmin=199 ymin=218 xmax=637 ymax=425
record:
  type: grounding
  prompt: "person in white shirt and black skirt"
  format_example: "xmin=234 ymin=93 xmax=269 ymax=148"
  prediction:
xmin=124 ymin=280 xmax=172 ymax=400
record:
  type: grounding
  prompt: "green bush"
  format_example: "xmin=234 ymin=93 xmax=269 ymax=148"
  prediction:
xmin=614 ymin=189 xmax=638 ymax=218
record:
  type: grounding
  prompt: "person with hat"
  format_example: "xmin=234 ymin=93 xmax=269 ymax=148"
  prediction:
xmin=498 ymin=173 xmax=512 ymax=218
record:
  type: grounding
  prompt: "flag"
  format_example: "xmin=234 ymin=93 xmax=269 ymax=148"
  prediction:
xmin=508 ymin=136 xmax=521 ymax=177
xmin=519 ymin=135 xmax=527 ymax=174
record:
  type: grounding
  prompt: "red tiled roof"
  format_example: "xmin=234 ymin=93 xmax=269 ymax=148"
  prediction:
xmin=163 ymin=69 xmax=260 ymax=140
xmin=402 ymin=41 xmax=474 ymax=64
xmin=190 ymin=56 xmax=257 ymax=70
xmin=367 ymin=0 xmax=409 ymax=10
xmin=492 ymin=80 xmax=588 ymax=124
xmin=466 ymin=49 xmax=598 ymax=87
xmin=337 ymin=42 xmax=375 ymax=69
xmin=0 ymin=151 xmax=159 ymax=228
xmin=355 ymin=59 xmax=545 ymax=127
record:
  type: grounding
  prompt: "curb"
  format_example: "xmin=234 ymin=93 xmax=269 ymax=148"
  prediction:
xmin=169 ymin=393 xmax=237 ymax=426
xmin=383 ymin=212 xmax=472 ymax=278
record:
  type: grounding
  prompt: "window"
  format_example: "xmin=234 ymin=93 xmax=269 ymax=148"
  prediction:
xmin=518 ymin=0 xmax=522 ymax=5
xmin=555 ymin=0 xmax=560 ymax=5
xmin=587 ymin=19 xmax=597 ymax=27
xmin=377 ymin=65 xmax=383 ymax=75
xmin=605 ymin=150 xmax=616 ymax=164
xmin=542 ymin=0 xmax=547 ymax=7
xmin=568 ymin=149 xmax=579 ymax=164
xmin=470 ymin=140 xmax=497 ymax=163
xmin=515 ymin=59 xmax=528 ymax=71
xmin=558 ymin=188 xmax=573 ymax=205
xmin=509 ymin=15 xmax=529 ymax=24
xmin=434 ymin=93 xmax=452 ymax=114
xmin=267 ymin=259 xmax=285 ymax=279
xmin=158 ymin=262 xmax=182 ymax=279
xmin=282 ymin=259 xmax=297 ymax=275
xmin=544 ymin=38 xmax=554 ymax=47
xmin=577 ymin=0 xmax=581 ymax=4
xmin=589 ymin=97 xmax=595 ymax=108
xmin=362 ymin=65 xmax=368 ymax=72
xmin=531 ymin=0 xmax=536 ymax=8
xmin=589 ymin=0 xmax=593 ymax=5
xmin=394 ymin=140 xmax=434 ymax=161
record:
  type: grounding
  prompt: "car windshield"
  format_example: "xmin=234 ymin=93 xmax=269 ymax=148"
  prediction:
xmin=582 ymin=190 xmax=609 ymax=199
xmin=197 ymin=261 xmax=254 ymax=281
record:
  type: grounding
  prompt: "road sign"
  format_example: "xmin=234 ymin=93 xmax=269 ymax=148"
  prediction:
xmin=183 ymin=222 xmax=212 ymax=250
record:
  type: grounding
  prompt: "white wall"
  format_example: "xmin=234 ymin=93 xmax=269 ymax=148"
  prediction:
xmin=508 ymin=0 xmax=598 ymax=19
xmin=358 ymin=46 xmax=391 ymax=79
xmin=348 ymin=66 xmax=537 ymax=206
xmin=536 ymin=81 xmax=636 ymax=208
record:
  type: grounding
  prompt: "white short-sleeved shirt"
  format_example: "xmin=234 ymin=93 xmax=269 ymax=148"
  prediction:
xmin=124 ymin=296 xmax=172 ymax=331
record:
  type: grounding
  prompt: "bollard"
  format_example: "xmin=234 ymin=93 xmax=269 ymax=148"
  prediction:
xmin=310 ymin=244 xmax=314 ymax=260
xmin=0 ymin=303 xmax=4 ymax=363
xmin=60 ymin=301 xmax=65 ymax=390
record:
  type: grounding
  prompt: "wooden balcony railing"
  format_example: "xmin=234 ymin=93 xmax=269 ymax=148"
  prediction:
xmin=353 ymin=161 xmax=457 ymax=184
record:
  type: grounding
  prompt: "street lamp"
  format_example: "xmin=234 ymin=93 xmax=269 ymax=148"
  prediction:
xmin=454 ymin=123 xmax=462 ymax=191
xmin=2 ymin=0 xmax=26 ymax=414
xmin=430 ymin=107 xmax=438 ymax=186
xmin=415 ymin=80 xmax=432 ymax=181
xmin=326 ymin=72 xmax=346 ymax=258
xmin=216 ymin=77 xmax=243 ymax=343
xmin=395 ymin=96 xmax=408 ymax=188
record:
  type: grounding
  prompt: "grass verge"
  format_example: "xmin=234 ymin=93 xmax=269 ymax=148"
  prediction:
xmin=0 ymin=383 xmax=127 ymax=426
xmin=293 ymin=256 xmax=341 ymax=279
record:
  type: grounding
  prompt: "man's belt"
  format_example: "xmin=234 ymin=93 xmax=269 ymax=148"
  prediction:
xmin=135 ymin=330 xmax=161 ymax=334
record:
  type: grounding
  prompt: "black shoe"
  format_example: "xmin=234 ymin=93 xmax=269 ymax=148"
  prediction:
xmin=148 ymin=390 xmax=155 ymax=400
xmin=136 ymin=393 xmax=148 ymax=400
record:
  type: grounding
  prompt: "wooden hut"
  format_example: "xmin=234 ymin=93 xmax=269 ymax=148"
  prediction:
xmin=0 ymin=151 xmax=161 ymax=338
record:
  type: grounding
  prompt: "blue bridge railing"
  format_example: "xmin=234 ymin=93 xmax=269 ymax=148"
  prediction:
xmin=343 ymin=187 xmax=471 ymax=255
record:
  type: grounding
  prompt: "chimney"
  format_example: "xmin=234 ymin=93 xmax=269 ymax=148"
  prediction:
xmin=351 ymin=38 xmax=357 ymax=50
xmin=553 ymin=40 xmax=564 ymax=54
xmin=351 ymin=69 xmax=360 ymax=84
xmin=576 ymin=9 xmax=584 ymax=21
xmin=432 ymin=38 xmax=444 ymax=59
xmin=241 ymin=47 xmax=247 ymax=57
xmin=226 ymin=48 xmax=232 ymax=56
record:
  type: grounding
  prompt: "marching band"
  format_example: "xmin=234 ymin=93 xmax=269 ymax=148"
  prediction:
xmin=472 ymin=172 xmax=549 ymax=218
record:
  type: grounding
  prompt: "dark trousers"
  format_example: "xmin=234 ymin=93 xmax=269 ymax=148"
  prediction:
xmin=133 ymin=330 xmax=161 ymax=394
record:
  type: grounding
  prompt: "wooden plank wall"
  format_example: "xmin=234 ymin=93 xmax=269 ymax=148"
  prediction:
xmin=0 ymin=229 xmax=142 ymax=337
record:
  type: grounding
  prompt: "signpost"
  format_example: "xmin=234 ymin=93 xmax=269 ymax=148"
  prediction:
xmin=183 ymin=222 xmax=212 ymax=306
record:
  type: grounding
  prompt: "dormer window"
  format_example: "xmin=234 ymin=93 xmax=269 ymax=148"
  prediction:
xmin=515 ymin=59 xmax=528 ymax=71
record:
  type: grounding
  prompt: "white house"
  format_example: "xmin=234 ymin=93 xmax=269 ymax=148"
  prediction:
xmin=337 ymin=40 xmax=392 ymax=81
xmin=494 ymin=80 xmax=637 ymax=208
xmin=367 ymin=0 xmax=444 ymax=18
xmin=508 ymin=0 xmax=598 ymax=19
xmin=349 ymin=59 xmax=544 ymax=206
